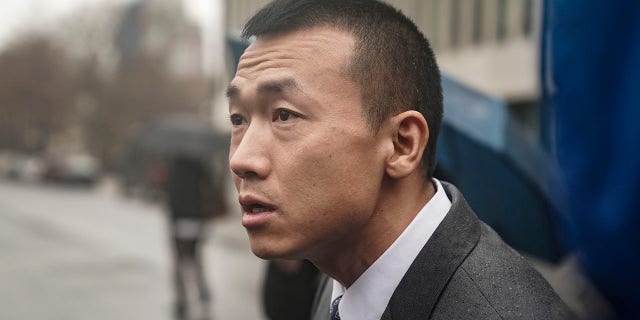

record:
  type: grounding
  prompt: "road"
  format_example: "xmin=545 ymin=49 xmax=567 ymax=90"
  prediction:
xmin=0 ymin=179 xmax=264 ymax=320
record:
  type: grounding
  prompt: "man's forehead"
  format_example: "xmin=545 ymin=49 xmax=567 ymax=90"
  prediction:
xmin=231 ymin=27 xmax=355 ymax=93
xmin=252 ymin=26 xmax=354 ymax=46
xmin=240 ymin=27 xmax=355 ymax=66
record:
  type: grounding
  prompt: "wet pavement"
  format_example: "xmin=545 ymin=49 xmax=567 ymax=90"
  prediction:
xmin=0 ymin=179 xmax=265 ymax=320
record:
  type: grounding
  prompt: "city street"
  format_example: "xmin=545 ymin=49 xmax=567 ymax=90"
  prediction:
xmin=0 ymin=179 xmax=264 ymax=320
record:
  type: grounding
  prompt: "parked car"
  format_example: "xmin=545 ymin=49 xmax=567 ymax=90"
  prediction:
xmin=0 ymin=151 xmax=45 ymax=182
xmin=43 ymin=154 xmax=101 ymax=185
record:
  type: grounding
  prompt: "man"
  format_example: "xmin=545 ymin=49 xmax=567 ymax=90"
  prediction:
xmin=227 ymin=0 xmax=572 ymax=319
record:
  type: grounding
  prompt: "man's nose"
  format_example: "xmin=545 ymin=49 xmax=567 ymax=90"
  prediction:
xmin=229 ymin=124 xmax=271 ymax=180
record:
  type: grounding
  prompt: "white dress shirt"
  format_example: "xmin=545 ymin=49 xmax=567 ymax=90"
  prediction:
xmin=330 ymin=178 xmax=452 ymax=320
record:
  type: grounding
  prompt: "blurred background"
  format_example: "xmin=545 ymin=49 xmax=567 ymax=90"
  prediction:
xmin=1 ymin=0 xmax=638 ymax=319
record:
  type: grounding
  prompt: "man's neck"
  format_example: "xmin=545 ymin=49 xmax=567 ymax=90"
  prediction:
xmin=311 ymin=175 xmax=436 ymax=287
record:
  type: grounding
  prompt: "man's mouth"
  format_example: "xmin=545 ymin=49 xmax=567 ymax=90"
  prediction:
xmin=239 ymin=194 xmax=277 ymax=228
xmin=243 ymin=203 xmax=275 ymax=214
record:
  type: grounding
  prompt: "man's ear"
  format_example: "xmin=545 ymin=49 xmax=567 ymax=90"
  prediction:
xmin=385 ymin=111 xmax=429 ymax=179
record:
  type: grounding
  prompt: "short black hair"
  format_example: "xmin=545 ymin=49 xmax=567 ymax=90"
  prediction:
xmin=242 ymin=0 xmax=443 ymax=178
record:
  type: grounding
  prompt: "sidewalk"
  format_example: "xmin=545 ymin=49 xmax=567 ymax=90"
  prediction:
xmin=0 ymin=178 xmax=266 ymax=320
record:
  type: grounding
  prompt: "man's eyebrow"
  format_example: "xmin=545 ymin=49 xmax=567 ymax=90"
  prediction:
xmin=257 ymin=78 xmax=300 ymax=95
xmin=226 ymin=78 xmax=300 ymax=99
xmin=226 ymin=85 xmax=239 ymax=99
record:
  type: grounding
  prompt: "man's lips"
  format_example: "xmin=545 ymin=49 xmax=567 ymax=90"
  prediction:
xmin=238 ymin=194 xmax=277 ymax=228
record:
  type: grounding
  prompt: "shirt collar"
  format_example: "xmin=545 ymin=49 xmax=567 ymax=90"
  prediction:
xmin=331 ymin=178 xmax=452 ymax=320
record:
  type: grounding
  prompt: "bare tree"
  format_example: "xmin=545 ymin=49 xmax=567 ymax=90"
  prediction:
xmin=86 ymin=51 xmax=207 ymax=168
xmin=0 ymin=34 xmax=75 ymax=153
xmin=0 ymin=0 xmax=211 ymax=173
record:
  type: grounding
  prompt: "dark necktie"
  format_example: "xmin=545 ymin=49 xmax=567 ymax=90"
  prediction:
xmin=329 ymin=295 xmax=342 ymax=320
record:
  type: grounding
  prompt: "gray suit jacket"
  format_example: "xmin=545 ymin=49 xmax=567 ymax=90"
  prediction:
xmin=311 ymin=182 xmax=573 ymax=320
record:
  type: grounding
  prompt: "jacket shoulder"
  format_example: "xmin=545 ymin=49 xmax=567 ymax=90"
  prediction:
xmin=432 ymin=223 xmax=574 ymax=320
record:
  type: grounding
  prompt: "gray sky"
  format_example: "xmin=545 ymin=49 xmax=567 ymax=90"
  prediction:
xmin=0 ymin=0 xmax=126 ymax=47
xmin=0 ymin=0 xmax=221 ymax=51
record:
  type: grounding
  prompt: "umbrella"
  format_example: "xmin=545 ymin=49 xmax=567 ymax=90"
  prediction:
xmin=133 ymin=114 xmax=229 ymax=160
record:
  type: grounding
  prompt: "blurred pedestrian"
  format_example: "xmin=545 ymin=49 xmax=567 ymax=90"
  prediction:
xmin=262 ymin=259 xmax=320 ymax=320
xmin=166 ymin=156 xmax=226 ymax=320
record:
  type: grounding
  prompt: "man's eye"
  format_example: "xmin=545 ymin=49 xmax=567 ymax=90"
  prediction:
xmin=230 ymin=114 xmax=246 ymax=126
xmin=273 ymin=109 xmax=297 ymax=122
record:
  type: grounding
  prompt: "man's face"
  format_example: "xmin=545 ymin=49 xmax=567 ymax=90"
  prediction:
xmin=228 ymin=27 xmax=389 ymax=260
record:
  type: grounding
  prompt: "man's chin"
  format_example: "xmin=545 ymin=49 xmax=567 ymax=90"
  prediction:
xmin=250 ymin=247 xmax=289 ymax=260
xmin=248 ymin=240 xmax=278 ymax=259
xmin=249 ymin=241 xmax=303 ymax=260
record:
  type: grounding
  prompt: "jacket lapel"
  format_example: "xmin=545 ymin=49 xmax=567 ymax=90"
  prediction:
xmin=311 ymin=273 xmax=333 ymax=320
xmin=381 ymin=182 xmax=481 ymax=320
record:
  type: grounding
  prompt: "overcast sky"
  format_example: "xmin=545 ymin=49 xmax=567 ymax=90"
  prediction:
xmin=0 ymin=1 xmax=99 ymax=45
xmin=0 ymin=0 xmax=220 ymax=50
